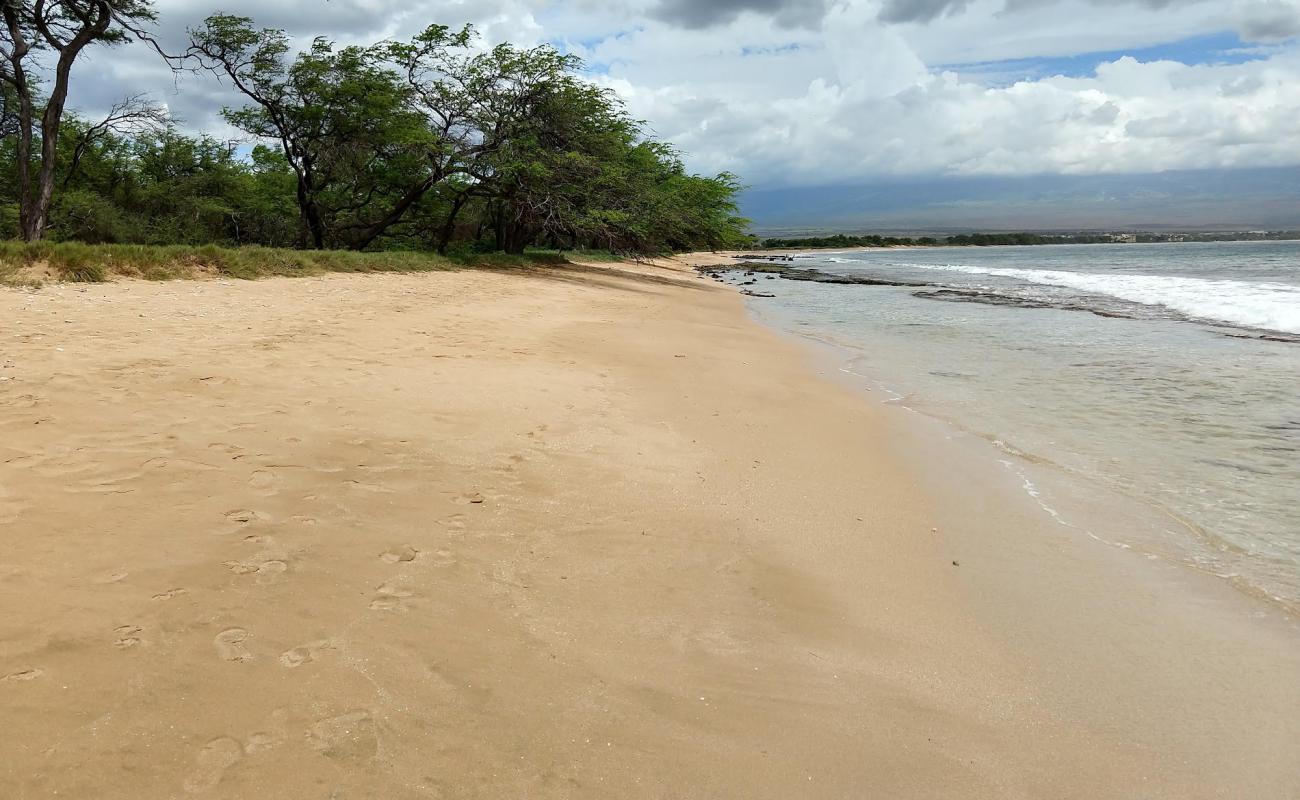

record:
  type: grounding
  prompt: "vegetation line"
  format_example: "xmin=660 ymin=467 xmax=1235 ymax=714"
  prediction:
xmin=0 ymin=240 xmax=625 ymax=287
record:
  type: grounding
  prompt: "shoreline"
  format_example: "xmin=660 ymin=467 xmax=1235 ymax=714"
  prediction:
xmin=742 ymin=291 xmax=1300 ymax=616
xmin=2 ymin=259 xmax=1297 ymax=796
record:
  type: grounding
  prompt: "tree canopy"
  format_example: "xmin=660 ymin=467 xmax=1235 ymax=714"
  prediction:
xmin=2 ymin=9 xmax=751 ymax=255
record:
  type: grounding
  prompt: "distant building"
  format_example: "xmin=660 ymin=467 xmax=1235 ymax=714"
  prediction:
xmin=1111 ymin=233 xmax=1137 ymax=243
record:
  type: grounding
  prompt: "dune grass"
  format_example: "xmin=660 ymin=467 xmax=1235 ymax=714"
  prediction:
xmin=0 ymin=241 xmax=619 ymax=286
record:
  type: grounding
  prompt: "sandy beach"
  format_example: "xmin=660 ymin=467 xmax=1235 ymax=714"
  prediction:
xmin=2 ymin=257 xmax=1297 ymax=798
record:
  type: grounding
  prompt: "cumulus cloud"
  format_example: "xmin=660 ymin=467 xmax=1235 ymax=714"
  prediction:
xmin=37 ymin=0 xmax=1300 ymax=189
xmin=1231 ymin=0 xmax=1300 ymax=42
xmin=882 ymin=0 xmax=1203 ymax=25
xmin=651 ymin=0 xmax=828 ymax=28
xmin=879 ymin=0 xmax=976 ymax=24
xmin=619 ymin=52 xmax=1300 ymax=185
xmin=588 ymin=0 xmax=1300 ymax=185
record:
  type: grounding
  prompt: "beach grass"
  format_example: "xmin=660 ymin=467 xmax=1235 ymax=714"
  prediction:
xmin=0 ymin=241 xmax=619 ymax=286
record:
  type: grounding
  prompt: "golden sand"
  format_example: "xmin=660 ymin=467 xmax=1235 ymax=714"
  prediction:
xmin=1 ymin=258 xmax=1296 ymax=797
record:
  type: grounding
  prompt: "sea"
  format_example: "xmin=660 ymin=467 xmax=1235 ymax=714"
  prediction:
xmin=728 ymin=241 xmax=1300 ymax=611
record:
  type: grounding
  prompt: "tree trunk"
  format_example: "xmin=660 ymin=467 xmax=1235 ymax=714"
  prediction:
xmin=347 ymin=171 xmax=444 ymax=252
xmin=503 ymin=223 xmax=528 ymax=255
xmin=17 ymin=4 xmax=110 ymax=241
xmin=435 ymin=193 xmax=469 ymax=255
xmin=3 ymin=3 xmax=34 ymax=240
xmin=294 ymin=175 xmax=325 ymax=249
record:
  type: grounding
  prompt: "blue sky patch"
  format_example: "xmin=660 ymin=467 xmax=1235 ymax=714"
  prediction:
xmin=739 ymin=42 xmax=803 ymax=57
xmin=940 ymin=32 xmax=1266 ymax=85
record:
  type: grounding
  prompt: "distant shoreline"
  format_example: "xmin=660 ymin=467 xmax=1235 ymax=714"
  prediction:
xmin=751 ymin=230 xmax=1300 ymax=251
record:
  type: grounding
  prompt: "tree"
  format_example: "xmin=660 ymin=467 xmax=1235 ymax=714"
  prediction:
xmin=3 ymin=9 xmax=751 ymax=254
xmin=186 ymin=15 xmax=449 ymax=250
xmin=63 ymin=93 xmax=167 ymax=187
xmin=0 ymin=0 xmax=157 ymax=241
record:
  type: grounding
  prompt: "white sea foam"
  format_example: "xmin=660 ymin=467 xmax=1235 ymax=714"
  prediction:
xmin=906 ymin=264 xmax=1300 ymax=334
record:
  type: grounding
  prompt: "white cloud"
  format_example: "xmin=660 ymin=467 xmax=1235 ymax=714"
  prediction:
xmin=43 ymin=0 xmax=1300 ymax=188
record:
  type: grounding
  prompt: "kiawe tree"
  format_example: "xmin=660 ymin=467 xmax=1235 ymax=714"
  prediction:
xmin=186 ymin=16 xmax=466 ymax=250
xmin=1 ymin=6 xmax=749 ymax=253
xmin=0 ymin=0 xmax=158 ymax=241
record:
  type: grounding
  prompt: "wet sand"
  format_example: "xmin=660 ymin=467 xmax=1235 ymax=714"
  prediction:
xmin=1 ymin=257 xmax=1297 ymax=798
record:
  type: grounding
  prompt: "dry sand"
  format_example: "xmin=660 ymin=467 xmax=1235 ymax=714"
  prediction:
xmin=1 ymin=257 xmax=1297 ymax=798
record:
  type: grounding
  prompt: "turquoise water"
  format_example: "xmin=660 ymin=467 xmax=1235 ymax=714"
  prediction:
xmin=732 ymin=241 xmax=1300 ymax=609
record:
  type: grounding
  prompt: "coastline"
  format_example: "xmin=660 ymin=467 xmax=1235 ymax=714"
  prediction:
xmin=2 ymin=258 xmax=1297 ymax=797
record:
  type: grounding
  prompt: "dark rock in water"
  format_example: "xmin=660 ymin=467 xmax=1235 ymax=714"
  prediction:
xmin=741 ymin=290 xmax=776 ymax=298
xmin=1222 ymin=332 xmax=1298 ymax=344
xmin=701 ymin=262 xmax=928 ymax=287
xmin=914 ymin=289 xmax=1139 ymax=321
xmin=916 ymin=288 xmax=1056 ymax=309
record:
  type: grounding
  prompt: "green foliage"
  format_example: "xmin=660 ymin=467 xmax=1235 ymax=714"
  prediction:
xmin=0 ymin=203 xmax=18 ymax=238
xmin=762 ymin=233 xmax=918 ymax=249
xmin=1 ymin=12 xmax=749 ymax=261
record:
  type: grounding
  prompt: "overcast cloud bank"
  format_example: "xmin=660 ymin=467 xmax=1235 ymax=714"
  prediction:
xmin=60 ymin=0 xmax=1300 ymax=192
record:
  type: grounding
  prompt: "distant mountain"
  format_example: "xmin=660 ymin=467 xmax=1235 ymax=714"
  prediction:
xmin=739 ymin=167 xmax=1300 ymax=234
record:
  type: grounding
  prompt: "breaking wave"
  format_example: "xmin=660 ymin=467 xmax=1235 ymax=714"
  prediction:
xmin=904 ymin=264 xmax=1300 ymax=334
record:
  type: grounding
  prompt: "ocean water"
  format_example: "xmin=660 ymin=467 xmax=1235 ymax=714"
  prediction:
xmin=732 ymin=241 xmax=1300 ymax=610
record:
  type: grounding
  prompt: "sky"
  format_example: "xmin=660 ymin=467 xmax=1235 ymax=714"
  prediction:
xmin=63 ymin=0 xmax=1300 ymax=202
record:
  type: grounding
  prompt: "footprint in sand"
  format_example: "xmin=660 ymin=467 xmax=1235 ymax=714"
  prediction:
xmin=278 ymin=639 xmax=337 ymax=668
xmin=1 ymin=668 xmax=43 ymax=683
xmin=114 ymin=625 xmax=143 ymax=649
xmin=426 ymin=548 xmax=457 ymax=568
xmin=525 ymin=424 xmax=549 ymax=440
xmin=379 ymin=545 xmax=418 ymax=564
xmin=495 ymin=453 xmax=527 ymax=474
xmin=152 ymin=588 xmax=189 ymax=601
xmin=244 ymin=730 xmax=283 ymax=754
xmin=248 ymin=469 xmax=280 ymax=495
xmin=344 ymin=479 xmax=395 ymax=494
xmin=440 ymin=513 xmax=467 ymax=532
xmin=308 ymin=711 xmax=378 ymax=761
xmin=214 ymin=628 xmax=253 ymax=662
xmin=369 ymin=583 xmax=416 ymax=612
xmin=224 ymin=559 xmax=288 ymax=579
xmin=224 ymin=508 xmax=266 ymax=525
xmin=183 ymin=737 xmax=243 ymax=794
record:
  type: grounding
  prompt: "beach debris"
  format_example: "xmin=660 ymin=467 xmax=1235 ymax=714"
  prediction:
xmin=952 ymin=560 xmax=960 ymax=567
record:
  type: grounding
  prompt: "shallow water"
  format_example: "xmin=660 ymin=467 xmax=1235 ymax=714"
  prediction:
xmin=735 ymin=241 xmax=1300 ymax=610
